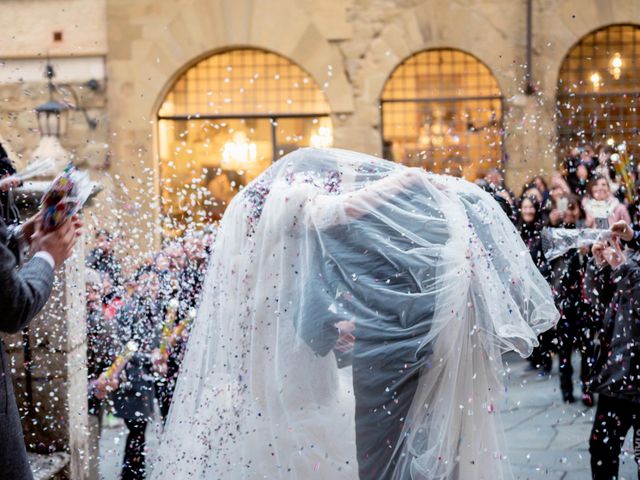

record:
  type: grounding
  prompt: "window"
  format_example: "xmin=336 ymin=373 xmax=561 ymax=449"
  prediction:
xmin=381 ymin=49 xmax=503 ymax=179
xmin=158 ymin=48 xmax=332 ymax=235
xmin=557 ymin=24 xmax=640 ymax=159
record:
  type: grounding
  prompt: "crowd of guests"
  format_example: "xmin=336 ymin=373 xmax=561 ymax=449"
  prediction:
xmin=83 ymin=228 xmax=212 ymax=480
xmin=480 ymin=143 xmax=640 ymax=479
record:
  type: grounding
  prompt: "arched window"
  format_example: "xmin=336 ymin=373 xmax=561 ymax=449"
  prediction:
xmin=157 ymin=48 xmax=332 ymax=235
xmin=381 ymin=49 xmax=503 ymax=179
xmin=557 ymin=24 xmax=640 ymax=158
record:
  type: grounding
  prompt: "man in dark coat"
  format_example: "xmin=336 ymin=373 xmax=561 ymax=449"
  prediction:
xmin=0 ymin=206 xmax=79 ymax=480
xmin=587 ymin=241 xmax=640 ymax=479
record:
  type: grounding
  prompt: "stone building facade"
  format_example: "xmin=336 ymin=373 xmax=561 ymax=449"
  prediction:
xmin=0 ymin=0 xmax=639 ymax=244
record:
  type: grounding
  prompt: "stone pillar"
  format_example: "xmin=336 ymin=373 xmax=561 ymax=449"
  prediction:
xmin=5 ymin=136 xmax=91 ymax=480
xmin=504 ymin=93 xmax=558 ymax=193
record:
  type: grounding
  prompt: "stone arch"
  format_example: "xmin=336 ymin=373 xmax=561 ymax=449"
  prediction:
xmin=131 ymin=0 xmax=354 ymax=120
xmin=537 ymin=2 xmax=640 ymax=94
xmin=552 ymin=22 xmax=640 ymax=92
xmin=380 ymin=47 xmax=503 ymax=100
xmin=151 ymin=45 xmax=334 ymax=119
xmin=357 ymin=2 xmax=517 ymax=105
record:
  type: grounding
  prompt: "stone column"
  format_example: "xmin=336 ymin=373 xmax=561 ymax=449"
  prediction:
xmin=5 ymin=136 xmax=91 ymax=480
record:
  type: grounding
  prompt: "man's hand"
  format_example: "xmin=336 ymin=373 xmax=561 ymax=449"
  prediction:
xmin=92 ymin=373 xmax=119 ymax=400
xmin=611 ymin=220 xmax=634 ymax=242
xmin=549 ymin=209 xmax=564 ymax=226
xmin=0 ymin=175 xmax=20 ymax=192
xmin=20 ymin=212 xmax=42 ymax=246
xmin=592 ymin=241 xmax=606 ymax=267
xmin=335 ymin=320 xmax=356 ymax=353
xmin=151 ymin=348 xmax=169 ymax=376
xmin=31 ymin=220 xmax=79 ymax=268
xmin=23 ymin=213 xmax=82 ymax=247
xmin=603 ymin=245 xmax=625 ymax=270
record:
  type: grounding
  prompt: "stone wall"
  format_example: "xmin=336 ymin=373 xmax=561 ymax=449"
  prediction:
xmin=103 ymin=0 xmax=640 ymax=245
xmin=0 ymin=0 xmax=106 ymax=58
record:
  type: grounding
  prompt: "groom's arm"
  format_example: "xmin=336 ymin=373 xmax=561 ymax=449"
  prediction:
xmin=294 ymin=278 xmax=341 ymax=357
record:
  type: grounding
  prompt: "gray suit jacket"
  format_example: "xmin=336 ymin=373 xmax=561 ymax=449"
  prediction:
xmin=0 ymin=219 xmax=55 ymax=480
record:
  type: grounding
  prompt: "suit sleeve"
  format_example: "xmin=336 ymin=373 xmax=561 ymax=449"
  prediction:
xmin=0 ymin=223 xmax=55 ymax=334
xmin=624 ymin=228 xmax=640 ymax=252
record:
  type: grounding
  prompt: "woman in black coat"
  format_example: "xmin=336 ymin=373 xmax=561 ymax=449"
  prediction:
xmin=518 ymin=196 xmax=553 ymax=371
xmin=518 ymin=196 xmax=549 ymax=273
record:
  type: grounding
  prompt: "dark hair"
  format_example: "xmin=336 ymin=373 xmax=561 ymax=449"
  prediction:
xmin=95 ymin=229 xmax=113 ymax=241
xmin=532 ymin=175 xmax=548 ymax=192
xmin=518 ymin=195 xmax=542 ymax=227
xmin=492 ymin=193 xmax=513 ymax=219
xmin=520 ymin=182 xmax=541 ymax=198
xmin=134 ymin=265 xmax=156 ymax=282
xmin=565 ymin=193 xmax=586 ymax=221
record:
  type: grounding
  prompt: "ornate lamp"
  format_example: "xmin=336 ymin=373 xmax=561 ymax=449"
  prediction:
xmin=34 ymin=62 xmax=98 ymax=137
xmin=35 ymin=64 xmax=69 ymax=137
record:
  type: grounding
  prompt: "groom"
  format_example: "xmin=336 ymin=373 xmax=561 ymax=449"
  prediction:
xmin=296 ymin=185 xmax=449 ymax=479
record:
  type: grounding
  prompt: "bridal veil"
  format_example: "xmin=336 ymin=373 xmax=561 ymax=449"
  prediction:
xmin=150 ymin=148 xmax=558 ymax=479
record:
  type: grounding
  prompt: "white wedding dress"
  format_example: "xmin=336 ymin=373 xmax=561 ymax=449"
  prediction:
xmin=149 ymin=148 xmax=558 ymax=479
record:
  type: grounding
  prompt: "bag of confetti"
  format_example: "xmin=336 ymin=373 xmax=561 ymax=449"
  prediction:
xmin=40 ymin=163 xmax=92 ymax=232
xmin=542 ymin=227 xmax=611 ymax=261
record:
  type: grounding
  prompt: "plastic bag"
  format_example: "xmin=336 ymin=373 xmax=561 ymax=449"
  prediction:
xmin=541 ymin=227 xmax=611 ymax=261
xmin=40 ymin=163 xmax=92 ymax=232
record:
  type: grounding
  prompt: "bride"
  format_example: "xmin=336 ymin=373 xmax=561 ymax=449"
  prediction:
xmin=150 ymin=148 xmax=558 ymax=480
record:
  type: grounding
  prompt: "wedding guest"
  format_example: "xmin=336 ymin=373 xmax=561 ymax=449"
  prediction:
xmin=550 ymin=196 xmax=595 ymax=405
xmin=610 ymin=220 xmax=640 ymax=252
xmin=518 ymin=196 xmax=552 ymax=371
xmin=583 ymin=175 xmax=631 ymax=228
xmin=112 ymin=267 xmax=163 ymax=480
xmin=550 ymin=173 xmax=572 ymax=206
xmin=154 ymin=236 xmax=208 ymax=423
xmin=532 ymin=175 xmax=550 ymax=204
xmin=587 ymin=240 xmax=640 ymax=478
xmin=595 ymin=145 xmax=618 ymax=192
xmin=86 ymin=268 xmax=120 ymax=480
xmin=574 ymin=162 xmax=591 ymax=197
xmin=520 ymin=182 xmax=550 ymax=225
xmin=565 ymin=144 xmax=596 ymax=194
xmin=101 ymin=272 xmax=125 ymax=321
xmin=87 ymin=229 xmax=123 ymax=287
xmin=484 ymin=167 xmax=516 ymax=204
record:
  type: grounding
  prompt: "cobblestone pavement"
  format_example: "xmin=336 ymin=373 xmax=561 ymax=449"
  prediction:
xmin=98 ymin=353 xmax=639 ymax=479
